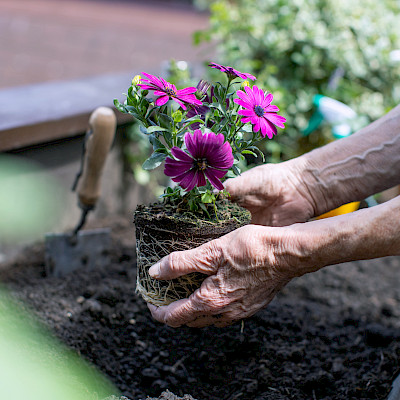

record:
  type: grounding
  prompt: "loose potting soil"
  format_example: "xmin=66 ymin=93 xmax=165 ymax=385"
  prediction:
xmin=1 ymin=214 xmax=400 ymax=400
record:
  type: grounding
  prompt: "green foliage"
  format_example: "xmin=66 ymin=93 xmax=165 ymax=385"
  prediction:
xmin=194 ymin=0 xmax=400 ymax=160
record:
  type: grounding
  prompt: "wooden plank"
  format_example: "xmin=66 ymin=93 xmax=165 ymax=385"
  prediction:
xmin=0 ymin=72 xmax=136 ymax=151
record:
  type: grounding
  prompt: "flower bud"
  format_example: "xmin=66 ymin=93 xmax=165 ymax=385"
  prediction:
xmin=132 ymin=75 xmax=142 ymax=86
xmin=242 ymin=80 xmax=250 ymax=88
xmin=172 ymin=110 xmax=183 ymax=123
xmin=195 ymin=80 xmax=211 ymax=99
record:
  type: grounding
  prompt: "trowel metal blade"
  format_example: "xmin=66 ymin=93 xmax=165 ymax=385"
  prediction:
xmin=45 ymin=228 xmax=111 ymax=278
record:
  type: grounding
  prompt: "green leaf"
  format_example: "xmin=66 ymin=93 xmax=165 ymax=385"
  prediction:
xmin=163 ymin=130 xmax=173 ymax=147
xmin=158 ymin=113 xmax=173 ymax=129
xmin=247 ymin=145 xmax=265 ymax=162
xmin=231 ymin=165 xmax=241 ymax=176
xmin=233 ymin=152 xmax=244 ymax=162
xmin=188 ymin=198 xmax=199 ymax=212
xmin=186 ymin=118 xmax=205 ymax=127
xmin=147 ymin=126 xmax=169 ymax=134
xmin=139 ymin=125 xmax=148 ymax=135
xmin=142 ymin=152 xmax=167 ymax=170
xmin=113 ymin=99 xmax=127 ymax=113
xmin=124 ymin=106 xmax=142 ymax=120
xmin=242 ymin=150 xmax=257 ymax=157
xmin=199 ymin=202 xmax=211 ymax=218
xmin=149 ymin=134 xmax=165 ymax=150
xmin=201 ymin=192 xmax=214 ymax=203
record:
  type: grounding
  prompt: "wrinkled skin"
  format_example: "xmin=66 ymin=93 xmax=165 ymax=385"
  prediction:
xmin=148 ymin=224 xmax=300 ymax=328
xmin=147 ymin=162 xmax=315 ymax=328
xmin=224 ymin=162 xmax=315 ymax=226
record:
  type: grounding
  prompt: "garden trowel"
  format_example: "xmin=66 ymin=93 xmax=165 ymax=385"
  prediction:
xmin=45 ymin=107 xmax=116 ymax=277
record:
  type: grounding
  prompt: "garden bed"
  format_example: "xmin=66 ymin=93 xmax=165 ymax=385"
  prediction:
xmin=1 ymin=214 xmax=400 ymax=399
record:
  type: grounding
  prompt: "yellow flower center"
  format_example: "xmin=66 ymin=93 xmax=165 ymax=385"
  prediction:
xmin=165 ymin=86 xmax=177 ymax=97
xmin=197 ymin=158 xmax=208 ymax=171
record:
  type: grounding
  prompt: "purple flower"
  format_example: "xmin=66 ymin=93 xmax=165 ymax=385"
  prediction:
xmin=208 ymin=62 xmax=256 ymax=81
xmin=164 ymin=129 xmax=234 ymax=191
xmin=234 ymin=85 xmax=286 ymax=139
xmin=138 ymin=72 xmax=202 ymax=110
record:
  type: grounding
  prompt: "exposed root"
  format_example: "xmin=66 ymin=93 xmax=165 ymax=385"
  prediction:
xmin=135 ymin=230 xmax=207 ymax=306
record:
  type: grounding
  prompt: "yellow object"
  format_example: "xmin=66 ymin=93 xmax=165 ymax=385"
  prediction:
xmin=132 ymin=74 xmax=141 ymax=85
xmin=317 ymin=201 xmax=360 ymax=219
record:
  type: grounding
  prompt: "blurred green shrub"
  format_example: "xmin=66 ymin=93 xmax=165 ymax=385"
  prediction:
xmin=194 ymin=0 xmax=400 ymax=161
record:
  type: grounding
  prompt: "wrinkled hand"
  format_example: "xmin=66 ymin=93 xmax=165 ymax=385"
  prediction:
xmin=147 ymin=224 xmax=300 ymax=328
xmin=224 ymin=161 xmax=315 ymax=226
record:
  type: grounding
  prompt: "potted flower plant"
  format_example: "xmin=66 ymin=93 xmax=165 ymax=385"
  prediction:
xmin=114 ymin=62 xmax=286 ymax=306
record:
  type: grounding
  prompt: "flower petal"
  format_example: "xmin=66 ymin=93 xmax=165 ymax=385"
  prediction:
xmin=261 ymin=93 xmax=273 ymax=107
xmin=184 ymin=130 xmax=199 ymax=158
xmin=172 ymin=97 xmax=187 ymax=110
xmin=206 ymin=142 xmax=233 ymax=169
xmin=179 ymin=169 xmax=200 ymax=191
xmin=265 ymin=113 xmax=287 ymax=129
xmin=204 ymin=169 xmax=225 ymax=191
xmin=261 ymin=118 xmax=278 ymax=139
xmin=244 ymin=85 xmax=257 ymax=104
xmin=178 ymin=94 xmax=203 ymax=106
xmin=265 ymin=104 xmax=279 ymax=112
xmin=164 ymin=158 xmax=192 ymax=177
xmin=155 ymin=95 xmax=169 ymax=107
xmin=234 ymin=97 xmax=253 ymax=109
xmin=177 ymin=87 xmax=197 ymax=95
xmin=253 ymin=118 xmax=261 ymax=134
xmin=154 ymin=90 xmax=167 ymax=96
xmin=197 ymin=171 xmax=207 ymax=187
xmin=171 ymin=147 xmax=194 ymax=163
xmin=140 ymin=72 xmax=165 ymax=89
xmin=238 ymin=109 xmax=255 ymax=117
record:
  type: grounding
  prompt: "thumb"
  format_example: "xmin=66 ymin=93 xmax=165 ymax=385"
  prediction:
xmin=148 ymin=241 xmax=221 ymax=280
xmin=224 ymin=175 xmax=247 ymax=202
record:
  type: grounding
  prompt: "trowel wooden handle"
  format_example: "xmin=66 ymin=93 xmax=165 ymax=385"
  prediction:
xmin=76 ymin=107 xmax=116 ymax=208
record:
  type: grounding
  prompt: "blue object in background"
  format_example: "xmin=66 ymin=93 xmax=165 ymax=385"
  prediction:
xmin=303 ymin=94 xmax=357 ymax=139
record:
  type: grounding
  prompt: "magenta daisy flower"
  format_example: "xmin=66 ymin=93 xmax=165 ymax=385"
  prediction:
xmin=164 ymin=129 xmax=234 ymax=191
xmin=208 ymin=62 xmax=256 ymax=81
xmin=138 ymin=72 xmax=202 ymax=110
xmin=234 ymin=85 xmax=286 ymax=139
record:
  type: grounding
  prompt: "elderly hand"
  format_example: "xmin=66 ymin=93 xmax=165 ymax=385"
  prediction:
xmin=147 ymin=195 xmax=400 ymax=327
xmin=224 ymin=160 xmax=316 ymax=226
xmin=147 ymin=224 xmax=302 ymax=328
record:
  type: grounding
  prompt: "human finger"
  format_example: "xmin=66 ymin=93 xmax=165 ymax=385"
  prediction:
xmin=147 ymin=275 xmax=230 ymax=327
xmin=147 ymin=298 xmax=205 ymax=327
xmin=148 ymin=240 xmax=221 ymax=280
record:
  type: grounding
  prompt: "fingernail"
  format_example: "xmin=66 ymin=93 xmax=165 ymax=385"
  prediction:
xmin=148 ymin=262 xmax=161 ymax=278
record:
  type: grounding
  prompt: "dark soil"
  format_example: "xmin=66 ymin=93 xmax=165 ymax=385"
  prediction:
xmin=1 ymin=214 xmax=400 ymax=400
